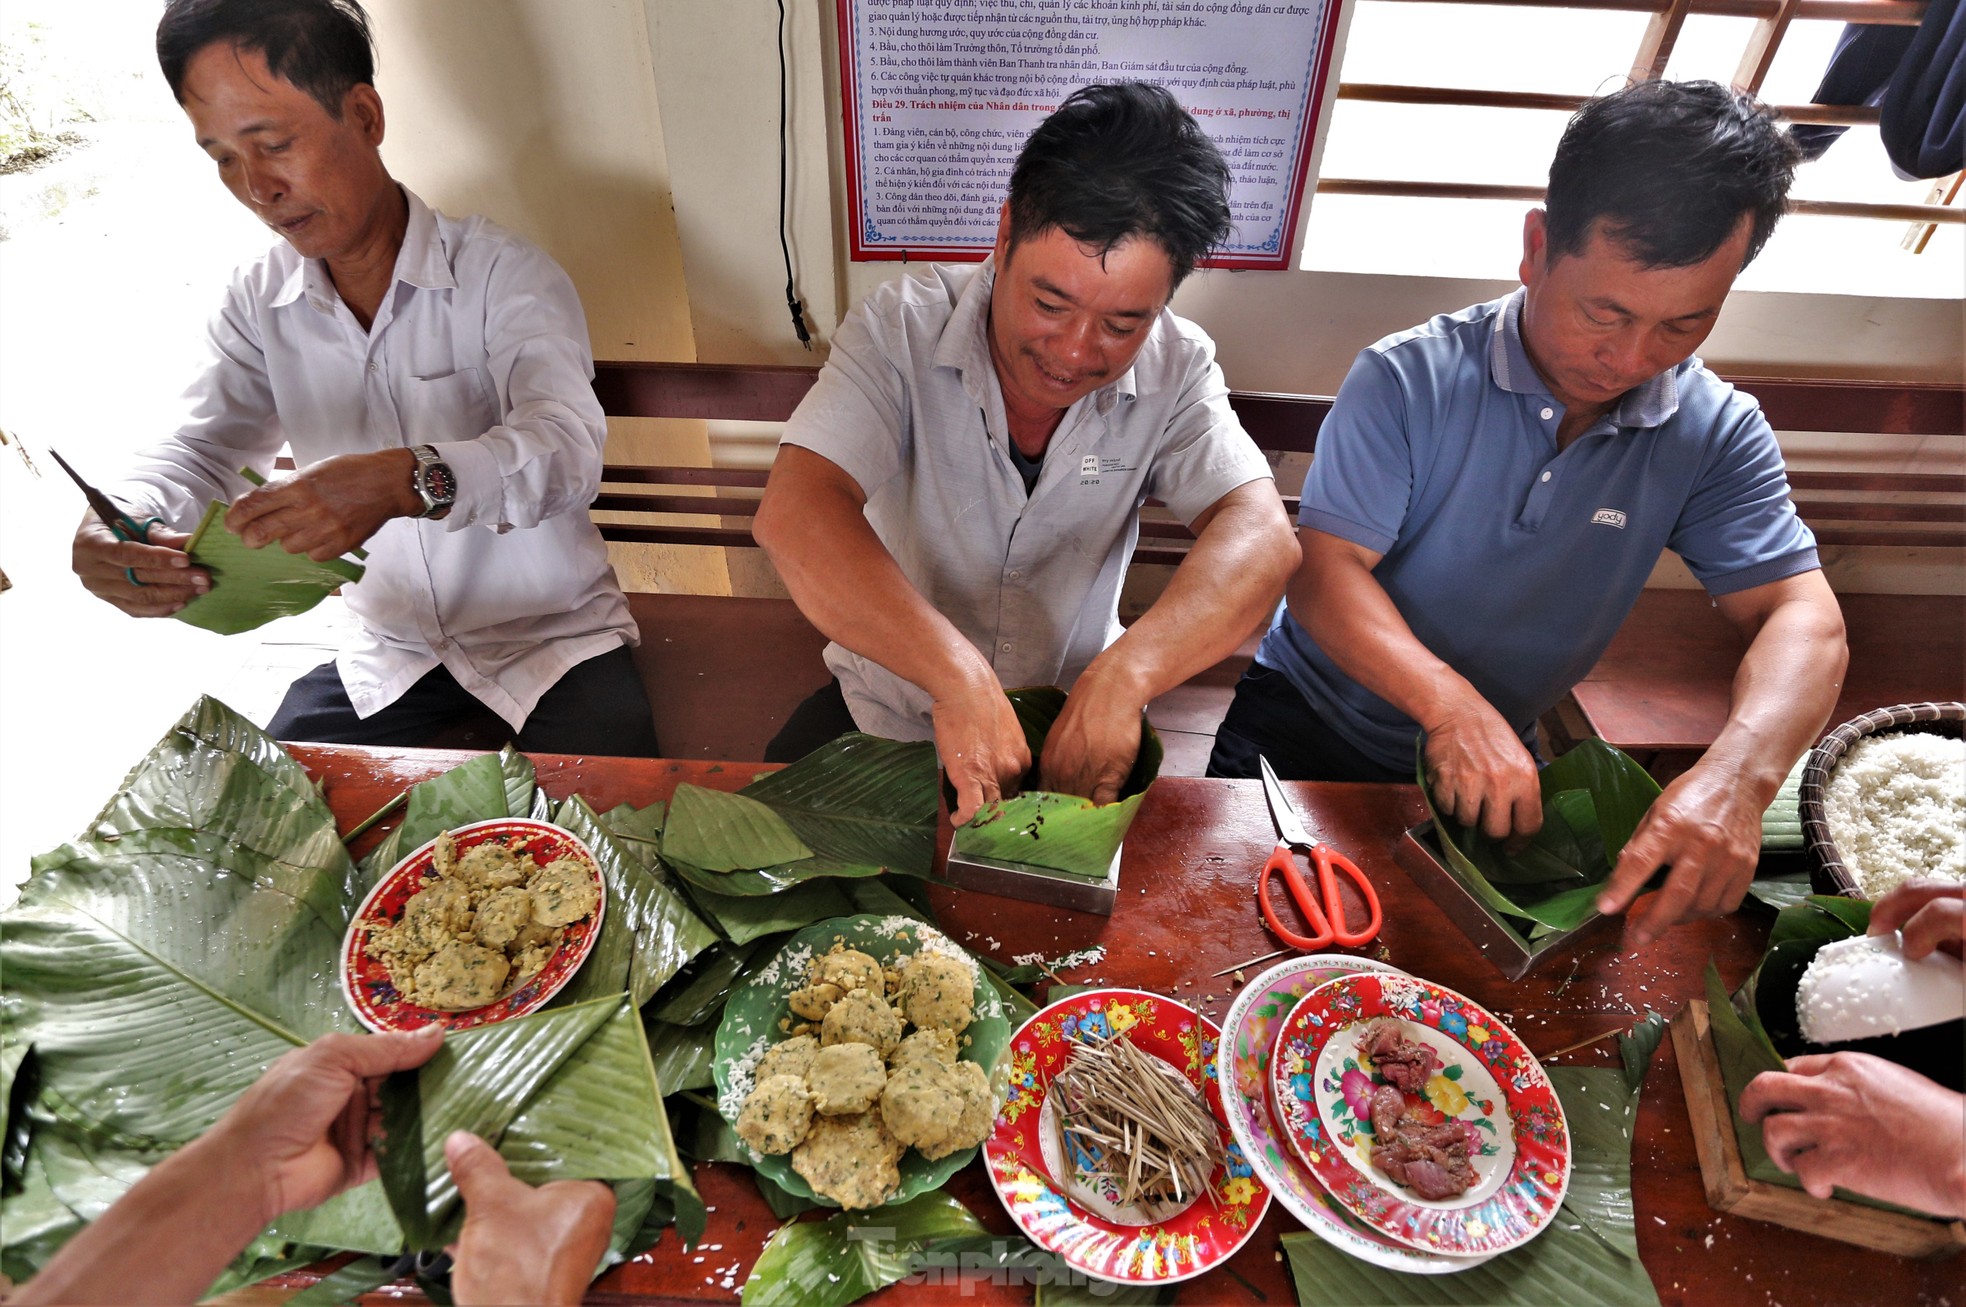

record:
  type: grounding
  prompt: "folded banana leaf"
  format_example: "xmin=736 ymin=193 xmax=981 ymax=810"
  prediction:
xmin=662 ymin=735 xmax=938 ymax=895
xmin=952 ymin=686 xmax=1164 ymax=878
xmin=173 ymin=497 xmax=364 ymax=636
xmin=1281 ymin=1015 xmax=1667 ymax=1306
xmin=1417 ymin=737 xmax=1661 ymax=936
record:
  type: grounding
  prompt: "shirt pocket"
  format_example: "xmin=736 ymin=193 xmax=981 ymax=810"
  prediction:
xmin=404 ymin=367 xmax=498 ymax=445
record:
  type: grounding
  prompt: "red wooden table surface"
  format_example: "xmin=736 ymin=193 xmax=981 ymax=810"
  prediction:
xmin=287 ymin=745 xmax=1956 ymax=1307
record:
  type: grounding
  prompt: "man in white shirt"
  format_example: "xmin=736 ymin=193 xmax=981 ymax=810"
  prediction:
xmin=753 ymin=84 xmax=1298 ymax=822
xmin=69 ymin=0 xmax=652 ymax=755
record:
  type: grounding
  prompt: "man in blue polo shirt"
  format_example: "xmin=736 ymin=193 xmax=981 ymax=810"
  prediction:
xmin=1210 ymin=80 xmax=1848 ymax=949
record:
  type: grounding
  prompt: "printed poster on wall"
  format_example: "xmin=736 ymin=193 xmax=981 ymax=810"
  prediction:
xmin=838 ymin=0 xmax=1345 ymax=269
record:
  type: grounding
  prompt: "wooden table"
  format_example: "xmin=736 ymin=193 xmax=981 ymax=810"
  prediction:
xmin=289 ymin=745 xmax=1957 ymax=1306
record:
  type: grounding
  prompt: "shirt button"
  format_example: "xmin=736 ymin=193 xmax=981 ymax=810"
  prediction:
xmin=367 ymin=362 xmax=378 ymax=373
xmin=1540 ymin=470 xmax=1552 ymax=483
xmin=1000 ymin=641 xmax=1013 ymax=653
xmin=1007 ymin=569 xmax=1021 ymax=580
xmin=1539 ymin=407 xmax=1554 ymax=420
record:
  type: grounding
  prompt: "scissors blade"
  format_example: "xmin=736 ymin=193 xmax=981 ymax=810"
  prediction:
xmin=49 ymin=448 xmax=132 ymax=531
xmin=1258 ymin=755 xmax=1316 ymax=849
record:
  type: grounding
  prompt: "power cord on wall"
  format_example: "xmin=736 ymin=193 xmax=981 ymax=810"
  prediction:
xmin=778 ymin=0 xmax=812 ymax=350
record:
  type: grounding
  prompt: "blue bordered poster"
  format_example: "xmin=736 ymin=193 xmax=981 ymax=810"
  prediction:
xmin=839 ymin=0 xmax=1345 ymax=269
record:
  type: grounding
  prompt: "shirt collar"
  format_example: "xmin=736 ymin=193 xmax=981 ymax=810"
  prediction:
xmin=1489 ymin=287 xmax=1681 ymax=429
xmin=270 ymin=187 xmax=456 ymax=313
xmin=936 ymin=255 xmax=1138 ymax=419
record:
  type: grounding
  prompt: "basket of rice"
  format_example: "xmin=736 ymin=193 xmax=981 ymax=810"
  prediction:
xmin=1798 ymin=701 xmax=1964 ymax=900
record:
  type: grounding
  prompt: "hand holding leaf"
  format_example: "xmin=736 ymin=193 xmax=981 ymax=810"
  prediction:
xmin=1596 ymin=758 xmax=1764 ymax=948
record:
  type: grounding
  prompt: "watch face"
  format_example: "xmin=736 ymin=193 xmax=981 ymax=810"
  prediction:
xmin=426 ymin=461 xmax=457 ymax=503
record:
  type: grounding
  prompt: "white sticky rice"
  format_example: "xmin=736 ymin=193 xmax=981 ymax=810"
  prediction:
xmin=1822 ymin=731 xmax=1966 ymax=899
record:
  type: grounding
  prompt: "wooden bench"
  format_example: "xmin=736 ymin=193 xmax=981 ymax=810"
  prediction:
xmin=589 ymin=362 xmax=1964 ymax=770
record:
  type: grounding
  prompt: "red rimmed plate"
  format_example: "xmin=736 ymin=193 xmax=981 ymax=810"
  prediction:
xmin=1216 ymin=955 xmax=1495 ymax=1275
xmin=1268 ymin=972 xmax=1569 ymax=1258
xmin=983 ymin=989 xmax=1270 ymax=1286
xmin=339 ymin=818 xmax=605 ymax=1033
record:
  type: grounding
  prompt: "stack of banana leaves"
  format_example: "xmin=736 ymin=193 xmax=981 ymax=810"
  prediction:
xmin=0 ymin=696 xmax=1096 ymax=1306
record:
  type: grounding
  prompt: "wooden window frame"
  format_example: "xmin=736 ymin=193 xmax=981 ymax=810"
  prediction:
xmin=1318 ymin=0 xmax=1963 ymax=229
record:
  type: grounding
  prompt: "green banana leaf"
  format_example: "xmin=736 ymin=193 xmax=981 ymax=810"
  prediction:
xmin=662 ymin=736 xmax=939 ymax=896
xmin=548 ymin=796 xmax=717 ymax=1009
xmin=951 ymin=686 xmax=1164 ymax=879
xmin=1282 ymin=1063 xmax=1660 ymax=1306
xmin=359 ymin=747 xmax=537 ymax=881
xmin=1761 ymin=754 xmax=1807 ymax=851
xmin=648 ymin=938 xmax=772 ymax=1025
xmin=680 ymin=877 xmax=857 ymax=944
xmin=645 ymin=1018 xmax=718 ymax=1096
xmin=1417 ymin=737 xmax=1662 ymax=934
xmin=173 ymin=497 xmax=364 ymax=636
xmin=663 ymin=786 xmax=815 ymax=872
xmin=0 ymin=699 xmax=706 ymax=1284
xmin=1745 ymin=867 xmax=1814 ymax=911
xmin=741 ymin=1192 xmax=987 ymax=1307
xmin=374 ymin=995 xmax=703 ymax=1250
xmin=1 ymin=1150 xmax=87 ymax=1285
xmin=281 ymin=1257 xmax=405 ymax=1307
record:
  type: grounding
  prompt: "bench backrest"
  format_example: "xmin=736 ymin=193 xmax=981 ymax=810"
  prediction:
xmin=592 ymin=362 xmax=1964 ymax=556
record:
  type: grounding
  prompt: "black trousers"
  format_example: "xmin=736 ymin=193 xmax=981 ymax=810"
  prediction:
xmin=1205 ymin=663 xmax=1412 ymax=783
xmin=764 ymin=679 xmax=860 ymax=763
xmin=265 ymin=644 xmax=660 ymax=757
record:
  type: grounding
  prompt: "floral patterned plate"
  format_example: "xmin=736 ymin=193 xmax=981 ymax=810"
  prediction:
xmin=984 ymin=989 xmax=1270 ymax=1285
xmin=340 ymin=818 xmax=605 ymax=1033
xmin=1217 ymin=955 xmax=1495 ymax=1275
xmin=1269 ymin=973 xmax=1570 ymax=1257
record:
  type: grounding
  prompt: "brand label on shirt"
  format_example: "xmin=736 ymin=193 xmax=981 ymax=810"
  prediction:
xmin=1081 ymin=455 xmax=1100 ymax=475
xmin=1591 ymin=508 xmax=1628 ymax=529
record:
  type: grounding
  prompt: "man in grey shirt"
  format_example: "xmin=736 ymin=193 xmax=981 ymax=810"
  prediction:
xmin=755 ymin=84 xmax=1297 ymax=822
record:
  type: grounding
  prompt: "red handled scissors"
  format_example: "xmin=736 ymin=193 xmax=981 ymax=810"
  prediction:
xmin=1256 ymin=754 xmax=1383 ymax=950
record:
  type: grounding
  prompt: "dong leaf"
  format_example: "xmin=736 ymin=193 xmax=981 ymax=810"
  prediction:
xmin=549 ymin=796 xmax=715 ymax=1008
xmin=359 ymin=749 xmax=535 ymax=882
xmin=662 ymin=786 xmax=814 ymax=872
xmin=741 ymin=1192 xmax=987 ymax=1307
xmin=1418 ymin=737 xmax=1661 ymax=933
xmin=174 ymin=498 xmax=364 ymax=636
xmin=951 ymin=687 xmax=1162 ymax=878
xmin=662 ymin=737 xmax=939 ymax=896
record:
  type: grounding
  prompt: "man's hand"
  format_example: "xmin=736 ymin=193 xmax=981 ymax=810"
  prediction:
xmin=71 ymin=513 xmax=208 ymax=616
xmin=1869 ymin=879 xmax=1966 ymax=961
xmin=1595 ymin=759 xmax=1763 ymax=949
xmin=200 ymin=1025 xmax=445 ymax=1225
xmin=1740 ymin=1052 xmax=1966 ymax=1218
xmin=1040 ymin=663 xmax=1146 ymax=807
xmin=228 ymin=449 xmax=420 ymax=561
xmin=1420 ymin=696 xmax=1542 ymax=844
xmin=933 ymin=676 xmax=1031 ymax=826
xmin=446 ymin=1130 xmax=617 ymax=1306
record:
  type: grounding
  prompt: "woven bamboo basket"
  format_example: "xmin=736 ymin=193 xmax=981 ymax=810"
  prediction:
xmin=1799 ymin=701 xmax=1965 ymax=898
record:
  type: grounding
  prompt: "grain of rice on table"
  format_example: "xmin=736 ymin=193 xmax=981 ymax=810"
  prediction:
xmin=1823 ymin=732 xmax=1966 ymax=899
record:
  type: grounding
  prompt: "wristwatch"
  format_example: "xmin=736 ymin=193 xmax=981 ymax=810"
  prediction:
xmin=409 ymin=444 xmax=456 ymax=521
